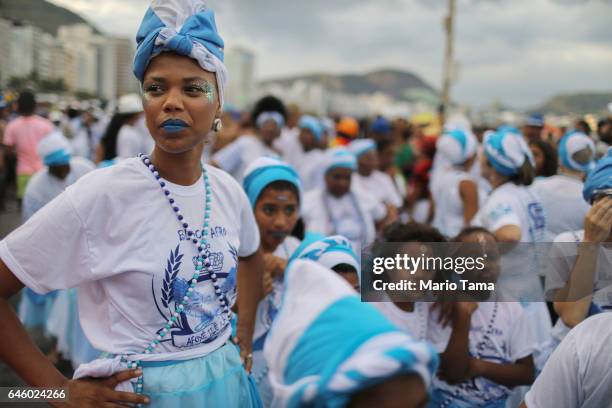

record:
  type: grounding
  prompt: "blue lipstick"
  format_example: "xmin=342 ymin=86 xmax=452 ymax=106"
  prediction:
xmin=161 ymin=119 xmax=189 ymax=133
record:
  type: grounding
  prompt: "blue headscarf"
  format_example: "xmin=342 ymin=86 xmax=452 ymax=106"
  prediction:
xmin=289 ymin=235 xmax=360 ymax=281
xmin=370 ymin=117 xmax=391 ymax=134
xmin=324 ymin=148 xmax=357 ymax=173
xmin=348 ymin=139 xmax=376 ymax=158
xmin=37 ymin=131 xmax=72 ymax=166
xmin=264 ymin=259 xmax=438 ymax=407
xmin=583 ymin=148 xmax=612 ymax=203
xmin=436 ymin=129 xmax=478 ymax=165
xmin=242 ymin=157 xmax=302 ymax=208
xmin=133 ymin=0 xmax=228 ymax=107
xmin=558 ymin=130 xmax=596 ymax=173
xmin=483 ymin=127 xmax=534 ymax=176
xmin=298 ymin=115 xmax=324 ymax=141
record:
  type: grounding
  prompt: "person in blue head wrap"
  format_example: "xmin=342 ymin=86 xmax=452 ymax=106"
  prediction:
xmin=242 ymin=157 xmax=302 ymax=406
xmin=302 ymin=148 xmax=389 ymax=255
xmin=429 ymin=129 xmax=484 ymax=238
xmin=292 ymin=115 xmax=329 ymax=191
xmin=531 ymin=131 xmax=595 ymax=241
xmin=0 ymin=1 xmax=265 ymax=407
xmin=349 ymin=138 xmax=403 ymax=220
xmin=264 ymin=258 xmax=438 ymax=407
xmin=212 ymin=95 xmax=286 ymax=181
xmin=289 ymin=234 xmax=361 ymax=290
xmin=544 ymin=148 xmax=612 ymax=350
xmin=473 ymin=127 xmax=552 ymax=396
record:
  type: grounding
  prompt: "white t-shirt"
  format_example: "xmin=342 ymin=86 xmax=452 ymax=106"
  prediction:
xmin=212 ymin=134 xmax=279 ymax=181
xmin=295 ymin=149 xmax=326 ymax=192
xmin=22 ymin=157 xmax=95 ymax=222
xmin=431 ymin=168 xmax=485 ymax=238
xmin=302 ymin=187 xmax=386 ymax=254
xmin=474 ymin=182 xmax=546 ymax=243
xmin=0 ymin=158 xmax=260 ymax=361
xmin=353 ymin=170 xmax=403 ymax=208
xmin=253 ymin=236 xmax=301 ymax=350
xmin=373 ymin=301 xmax=430 ymax=342
xmin=274 ymin=127 xmax=303 ymax=170
xmin=531 ymin=175 xmax=590 ymax=242
xmin=524 ymin=313 xmax=612 ymax=408
xmin=545 ymin=230 xmax=612 ymax=311
xmin=428 ymin=302 xmax=536 ymax=407
xmin=473 ymin=182 xmax=547 ymax=298
xmin=116 ymin=120 xmax=154 ymax=159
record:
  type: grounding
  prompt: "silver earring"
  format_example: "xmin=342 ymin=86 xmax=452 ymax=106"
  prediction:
xmin=213 ymin=118 xmax=223 ymax=132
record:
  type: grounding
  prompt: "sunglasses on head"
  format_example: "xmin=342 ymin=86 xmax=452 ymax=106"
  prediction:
xmin=591 ymin=188 xmax=612 ymax=204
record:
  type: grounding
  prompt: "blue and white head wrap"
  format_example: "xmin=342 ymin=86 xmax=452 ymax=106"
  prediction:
xmin=558 ymin=131 xmax=596 ymax=173
xmin=256 ymin=111 xmax=285 ymax=129
xmin=483 ymin=127 xmax=534 ymax=176
xmin=289 ymin=235 xmax=360 ymax=281
xmin=347 ymin=139 xmax=376 ymax=158
xmin=583 ymin=148 xmax=612 ymax=203
xmin=37 ymin=131 xmax=72 ymax=166
xmin=133 ymin=0 xmax=227 ymax=107
xmin=242 ymin=157 xmax=302 ymax=208
xmin=436 ymin=129 xmax=478 ymax=165
xmin=324 ymin=148 xmax=357 ymax=173
xmin=298 ymin=115 xmax=324 ymax=141
xmin=264 ymin=259 xmax=438 ymax=407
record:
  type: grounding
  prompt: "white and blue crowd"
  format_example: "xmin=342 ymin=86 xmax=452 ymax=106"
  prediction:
xmin=0 ymin=0 xmax=611 ymax=407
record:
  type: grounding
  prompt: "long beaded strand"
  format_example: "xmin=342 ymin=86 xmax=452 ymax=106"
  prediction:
xmin=121 ymin=154 xmax=232 ymax=396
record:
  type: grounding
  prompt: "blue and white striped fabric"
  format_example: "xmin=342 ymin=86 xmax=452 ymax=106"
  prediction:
xmin=289 ymin=235 xmax=360 ymax=281
xmin=264 ymin=259 xmax=438 ymax=407
xmin=558 ymin=131 xmax=596 ymax=173
xmin=133 ymin=0 xmax=228 ymax=107
xmin=436 ymin=129 xmax=478 ymax=165
xmin=348 ymin=139 xmax=376 ymax=158
xmin=242 ymin=157 xmax=302 ymax=208
xmin=483 ymin=127 xmax=534 ymax=176
xmin=256 ymin=111 xmax=285 ymax=129
xmin=37 ymin=131 xmax=72 ymax=166
xmin=298 ymin=115 xmax=324 ymax=141
xmin=583 ymin=147 xmax=612 ymax=203
xmin=324 ymin=148 xmax=357 ymax=173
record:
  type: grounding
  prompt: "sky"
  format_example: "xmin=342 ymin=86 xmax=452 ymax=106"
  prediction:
xmin=49 ymin=0 xmax=612 ymax=109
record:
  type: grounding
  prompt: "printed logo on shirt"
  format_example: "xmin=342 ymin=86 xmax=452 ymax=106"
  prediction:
xmin=527 ymin=202 xmax=546 ymax=231
xmin=151 ymin=241 xmax=238 ymax=349
xmin=488 ymin=204 xmax=512 ymax=223
xmin=177 ymin=226 xmax=227 ymax=241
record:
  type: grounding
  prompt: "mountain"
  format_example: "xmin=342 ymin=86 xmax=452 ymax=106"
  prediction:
xmin=0 ymin=0 xmax=99 ymax=35
xmin=260 ymin=68 xmax=438 ymax=102
xmin=532 ymin=91 xmax=612 ymax=115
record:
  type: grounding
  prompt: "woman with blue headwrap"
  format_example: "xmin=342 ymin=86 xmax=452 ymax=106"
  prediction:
xmin=349 ymin=138 xmax=403 ymax=221
xmin=430 ymin=129 xmax=484 ymax=238
xmin=264 ymin=258 xmax=438 ymax=407
xmin=212 ymin=95 xmax=285 ymax=181
xmin=289 ymin=234 xmax=361 ymax=290
xmin=293 ymin=115 xmax=328 ymax=191
xmin=473 ymin=127 xmax=551 ymax=406
xmin=0 ymin=1 xmax=264 ymax=406
xmin=302 ymin=148 xmax=388 ymax=254
xmin=531 ymin=131 xmax=595 ymax=241
xmin=543 ymin=149 xmax=612 ymax=355
xmin=242 ymin=157 xmax=302 ymax=405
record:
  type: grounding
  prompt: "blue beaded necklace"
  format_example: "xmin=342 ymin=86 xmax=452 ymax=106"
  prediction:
xmin=123 ymin=154 xmax=231 ymax=396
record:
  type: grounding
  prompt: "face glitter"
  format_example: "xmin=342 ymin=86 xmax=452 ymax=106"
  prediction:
xmin=190 ymin=80 xmax=216 ymax=103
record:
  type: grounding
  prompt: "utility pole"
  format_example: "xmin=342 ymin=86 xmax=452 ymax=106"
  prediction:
xmin=441 ymin=0 xmax=456 ymax=123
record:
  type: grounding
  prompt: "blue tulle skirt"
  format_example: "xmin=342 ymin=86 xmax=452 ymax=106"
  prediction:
xmin=138 ymin=342 xmax=262 ymax=408
xmin=46 ymin=288 xmax=101 ymax=368
xmin=18 ymin=288 xmax=57 ymax=332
